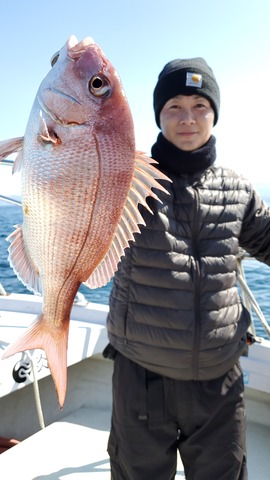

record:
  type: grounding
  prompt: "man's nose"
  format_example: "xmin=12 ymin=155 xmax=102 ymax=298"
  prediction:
xmin=179 ymin=109 xmax=195 ymax=124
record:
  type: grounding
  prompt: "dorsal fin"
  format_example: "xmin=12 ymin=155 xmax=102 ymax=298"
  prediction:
xmin=84 ymin=152 xmax=171 ymax=289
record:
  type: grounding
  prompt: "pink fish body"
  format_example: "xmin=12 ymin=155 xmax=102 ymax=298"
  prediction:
xmin=0 ymin=36 xmax=169 ymax=407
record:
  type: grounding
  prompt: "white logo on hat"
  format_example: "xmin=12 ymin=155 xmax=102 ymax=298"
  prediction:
xmin=186 ymin=72 xmax=202 ymax=88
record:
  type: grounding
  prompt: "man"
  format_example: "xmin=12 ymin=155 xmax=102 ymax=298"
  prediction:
xmin=104 ymin=58 xmax=270 ymax=479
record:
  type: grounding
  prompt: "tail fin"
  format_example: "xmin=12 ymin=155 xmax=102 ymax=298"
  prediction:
xmin=2 ymin=314 xmax=69 ymax=408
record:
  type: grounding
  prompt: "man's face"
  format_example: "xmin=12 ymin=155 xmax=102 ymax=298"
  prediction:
xmin=159 ymin=94 xmax=215 ymax=151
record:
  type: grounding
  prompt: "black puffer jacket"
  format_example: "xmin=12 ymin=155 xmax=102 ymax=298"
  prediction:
xmin=107 ymin=165 xmax=270 ymax=380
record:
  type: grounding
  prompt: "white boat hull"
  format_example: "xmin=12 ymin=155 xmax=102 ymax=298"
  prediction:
xmin=0 ymin=293 xmax=270 ymax=479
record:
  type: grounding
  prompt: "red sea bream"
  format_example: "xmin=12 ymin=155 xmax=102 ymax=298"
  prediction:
xmin=0 ymin=36 xmax=170 ymax=407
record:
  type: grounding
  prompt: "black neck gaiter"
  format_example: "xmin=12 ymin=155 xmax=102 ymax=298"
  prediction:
xmin=151 ymin=133 xmax=216 ymax=176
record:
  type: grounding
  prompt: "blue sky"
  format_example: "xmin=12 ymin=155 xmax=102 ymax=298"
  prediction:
xmin=1 ymin=0 xmax=270 ymax=196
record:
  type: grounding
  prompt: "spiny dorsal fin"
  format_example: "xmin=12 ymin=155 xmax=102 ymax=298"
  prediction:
xmin=84 ymin=152 xmax=171 ymax=289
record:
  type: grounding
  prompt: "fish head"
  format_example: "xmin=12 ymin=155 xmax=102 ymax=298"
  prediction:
xmin=36 ymin=35 xmax=134 ymax=139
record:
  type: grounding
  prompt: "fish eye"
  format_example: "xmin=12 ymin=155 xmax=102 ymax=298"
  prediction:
xmin=89 ymin=74 xmax=111 ymax=97
xmin=50 ymin=51 xmax=60 ymax=67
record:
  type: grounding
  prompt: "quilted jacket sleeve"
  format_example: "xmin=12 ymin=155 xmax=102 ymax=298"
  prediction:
xmin=239 ymin=188 xmax=270 ymax=265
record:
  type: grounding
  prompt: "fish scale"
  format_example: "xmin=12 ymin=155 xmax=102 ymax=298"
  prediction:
xmin=0 ymin=35 xmax=171 ymax=407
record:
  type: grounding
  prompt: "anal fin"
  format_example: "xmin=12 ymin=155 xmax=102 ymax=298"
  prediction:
xmin=7 ymin=225 xmax=42 ymax=295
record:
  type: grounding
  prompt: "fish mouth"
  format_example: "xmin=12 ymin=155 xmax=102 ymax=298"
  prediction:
xmin=50 ymin=36 xmax=95 ymax=67
xmin=67 ymin=35 xmax=96 ymax=59
xmin=37 ymin=90 xmax=83 ymax=126
xmin=41 ymin=36 xmax=107 ymax=127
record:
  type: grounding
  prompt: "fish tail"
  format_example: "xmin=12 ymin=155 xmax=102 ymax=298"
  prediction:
xmin=2 ymin=314 xmax=69 ymax=408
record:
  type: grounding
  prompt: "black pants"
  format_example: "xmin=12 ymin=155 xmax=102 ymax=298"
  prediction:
xmin=108 ymin=353 xmax=247 ymax=480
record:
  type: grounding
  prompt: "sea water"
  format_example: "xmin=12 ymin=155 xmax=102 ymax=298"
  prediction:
xmin=0 ymin=203 xmax=270 ymax=340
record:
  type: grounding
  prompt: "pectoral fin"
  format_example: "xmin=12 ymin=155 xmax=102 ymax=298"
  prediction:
xmin=38 ymin=111 xmax=61 ymax=145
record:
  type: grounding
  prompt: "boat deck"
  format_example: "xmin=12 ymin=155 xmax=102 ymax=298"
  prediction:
xmin=0 ymin=357 xmax=269 ymax=479
xmin=0 ymin=295 xmax=270 ymax=479
xmin=0 ymin=402 xmax=270 ymax=479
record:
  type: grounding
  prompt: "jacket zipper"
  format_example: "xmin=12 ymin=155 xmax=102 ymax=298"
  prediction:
xmin=191 ymin=187 xmax=201 ymax=379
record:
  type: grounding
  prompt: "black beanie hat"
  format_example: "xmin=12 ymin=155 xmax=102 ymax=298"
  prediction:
xmin=153 ymin=57 xmax=220 ymax=127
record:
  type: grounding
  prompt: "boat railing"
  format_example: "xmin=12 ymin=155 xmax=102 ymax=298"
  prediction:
xmin=0 ymin=158 xmax=21 ymax=206
xmin=0 ymin=284 xmax=8 ymax=296
xmin=0 ymin=194 xmax=21 ymax=206
xmin=237 ymin=250 xmax=270 ymax=340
